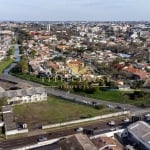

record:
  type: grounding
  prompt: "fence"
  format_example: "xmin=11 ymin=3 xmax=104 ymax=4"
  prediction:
xmin=42 ymin=111 xmax=130 ymax=129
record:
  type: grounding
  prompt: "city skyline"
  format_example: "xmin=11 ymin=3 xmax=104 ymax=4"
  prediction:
xmin=0 ymin=0 xmax=150 ymax=21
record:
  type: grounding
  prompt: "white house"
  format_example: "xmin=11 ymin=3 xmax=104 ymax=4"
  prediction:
xmin=3 ymin=87 xmax=47 ymax=105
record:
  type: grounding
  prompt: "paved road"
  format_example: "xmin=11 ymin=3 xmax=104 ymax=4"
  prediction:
xmin=1 ymin=43 xmax=149 ymax=115
xmin=45 ymin=87 xmax=139 ymax=112
xmin=0 ymin=117 xmax=128 ymax=150
xmin=0 ymin=74 xmax=150 ymax=115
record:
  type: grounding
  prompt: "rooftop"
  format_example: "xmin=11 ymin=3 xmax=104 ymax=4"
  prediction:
xmin=127 ymin=121 xmax=150 ymax=147
xmin=59 ymin=133 xmax=98 ymax=150
xmin=92 ymin=136 xmax=123 ymax=150
xmin=3 ymin=112 xmax=17 ymax=131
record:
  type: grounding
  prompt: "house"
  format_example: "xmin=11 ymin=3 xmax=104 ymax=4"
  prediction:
xmin=92 ymin=136 xmax=123 ymax=150
xmin=0 ymin=87 xmax=47 ymax=105
xmin=2 ymin=105 xmax=28 ymax=136
xmin=59 ymin=133 xmax=98 ymax=150
xmin=122 ymin=66 xmax=149 ymax=80
xmin=117 ymin=85 xmax=131 ymax=91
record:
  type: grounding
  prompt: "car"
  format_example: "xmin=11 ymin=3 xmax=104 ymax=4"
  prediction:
xmin=123 ymin=118 xmax=130 ymax=123
xmin=107 ymin=104 xmax=115 ymax=109
xmin=74 ymin=127 xmax=83 ymax=132
xmin=110 ymin=127 xmax=116 ymax=131
xmin=145 ymin=117 xmax=150 ymax=121
xmin=37 ymin=136 xmax=48 ymax=142
xmin=107 ymin=121 xmax=115 ymax=126
xmin=115 ymin=106 xmax=122 ymax=109
xmin=144 ymin=113 xmax=150 ymax=118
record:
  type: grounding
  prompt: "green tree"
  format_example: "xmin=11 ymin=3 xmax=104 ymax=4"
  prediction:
xmin=8 ymin=47 xmax=14 ymax=56
xmin=18 ymin=59 xmax=29 ymax=73
xmin=30 ymin=49 xmax=36 ymax=58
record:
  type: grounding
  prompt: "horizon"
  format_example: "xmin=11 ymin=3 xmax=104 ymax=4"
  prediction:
xmin=0 ymin=20 xmax=150 ymax=23
xmin=0 ymin=0 xmax=150 ymax=21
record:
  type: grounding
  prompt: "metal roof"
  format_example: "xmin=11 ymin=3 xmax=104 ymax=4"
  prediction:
xmin=127 ymin=121 xmax=150 ymax=148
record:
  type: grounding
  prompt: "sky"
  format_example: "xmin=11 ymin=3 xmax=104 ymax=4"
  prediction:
xmin=0 ymin=0 xmax=150 ymax=21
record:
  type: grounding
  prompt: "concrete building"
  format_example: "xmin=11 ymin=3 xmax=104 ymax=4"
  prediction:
xmin=122 ymin=121 xmax=150 ymax=150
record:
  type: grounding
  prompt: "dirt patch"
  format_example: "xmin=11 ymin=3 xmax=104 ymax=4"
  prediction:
xmin=0 ymin=79 xmax=17 ymax=90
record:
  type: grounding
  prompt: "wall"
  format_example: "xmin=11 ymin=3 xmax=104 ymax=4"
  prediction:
xmin=5 ymin=128 xmax=28 ymax=136
xmin=42 ymin=111 xmax=130 ymax=129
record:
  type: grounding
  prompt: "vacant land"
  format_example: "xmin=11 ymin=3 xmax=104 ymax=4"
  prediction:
xmin=76 ymin=88 xmax=150 ymax=107
xmin=0 ymin=57 xmax=13 ymax=74
xmin=13 ymin=96 xmax=112 ymax=130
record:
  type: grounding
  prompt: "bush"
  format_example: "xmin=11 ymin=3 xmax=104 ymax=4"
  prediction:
xmin=84 ymin=87 xmax=96 ymax=94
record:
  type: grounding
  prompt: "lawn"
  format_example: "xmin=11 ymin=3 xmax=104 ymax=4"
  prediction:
xmin=0 ymin=57 xmax=14 ymax=74
xmin=11 ymin=72 xmax=64 ymax=87
xmin=13 ymin=96 xmax=113 ymax=129
xmin=76 ymin=88 xmax=150 ymax=107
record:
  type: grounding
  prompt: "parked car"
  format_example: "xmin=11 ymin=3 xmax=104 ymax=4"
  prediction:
xmin=74 ymin=127 xmax=83 ymax=132
xmin=107 ymin=120 xmax=115 ymax=126
xmin=110 ymin=127 xmax=116 ymax=131
xmin=37 ymin=136 xmax=48 ymax=142
xmin=123 ymin=118 xmax=130 ymax=123
xmin=115 ymin=106 xmax=122 ymax=109
xmin=144 ymin=113 xmax=150 ymax=118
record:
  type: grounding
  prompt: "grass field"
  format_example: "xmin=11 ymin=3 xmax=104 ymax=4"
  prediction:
xmin=76 ymin=88 xmax=150 ymax=106
xmin=13 ymin=96 xmax=113 ymax=129
xmin=0 ymin=57 xmax=14 ymax=74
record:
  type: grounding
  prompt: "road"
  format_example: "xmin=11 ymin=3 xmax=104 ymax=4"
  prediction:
xmin=0 ymin=117 xmax=129 ymax=150
xmin=0 ymin=74 xmax=149 ymax=115
xmin=0 ymin=44 xmax=149 ymax=149
xmin=45 ymin=87 xmax=141 ymax=112
xmin=1 ymin=115 xmax=149 ymax=150
xmin=0 ymin=43 xmax=149 ymax=115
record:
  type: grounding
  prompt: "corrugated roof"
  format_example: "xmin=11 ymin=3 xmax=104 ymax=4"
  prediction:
xmin=127 ymin=121 xmax=150 ymax=147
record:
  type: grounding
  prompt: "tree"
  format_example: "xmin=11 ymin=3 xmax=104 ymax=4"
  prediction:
xmin=8 ymin=47 xmax=14 ymax=56
xmin=30 ymin=49 xmax=36 ymax=58
xmin=18 ymin=59 xmax=29 ymax=73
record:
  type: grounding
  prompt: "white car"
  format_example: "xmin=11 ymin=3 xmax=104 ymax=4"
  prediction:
xmin=144 ymin=113 xmax=150 ymax=118
xmin=123 ymin=118 xmax=130 ymax=123
xmin=75 ymin=127 xmax=83 ymax=132
xmin=108 ymin=121 xmax=115 ymax=126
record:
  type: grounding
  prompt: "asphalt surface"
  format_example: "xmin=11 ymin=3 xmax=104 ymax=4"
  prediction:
xmin=0 ymin=74 xmax=150 ymax=116
xmin=0 ymin=117 xmax=129 ymax=150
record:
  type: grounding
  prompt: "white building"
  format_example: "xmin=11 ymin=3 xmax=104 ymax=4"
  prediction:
xmin=1 ymin=87 xmax=47 ymax=105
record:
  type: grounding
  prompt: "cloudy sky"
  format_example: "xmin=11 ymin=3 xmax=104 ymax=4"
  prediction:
xmin=0 ymin=0 xmax=150 ymax=21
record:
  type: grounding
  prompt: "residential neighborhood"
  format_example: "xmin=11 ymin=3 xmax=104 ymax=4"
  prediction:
xmin=0 ymin=21 xmax=150 ymax=150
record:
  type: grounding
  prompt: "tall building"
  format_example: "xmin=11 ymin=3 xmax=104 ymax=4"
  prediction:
xmin=47 ymin=24 xmax=51 ymax=32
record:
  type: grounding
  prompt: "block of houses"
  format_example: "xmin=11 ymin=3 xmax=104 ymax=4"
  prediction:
xmin=0 ymin=87 xmax=47 ymax=105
